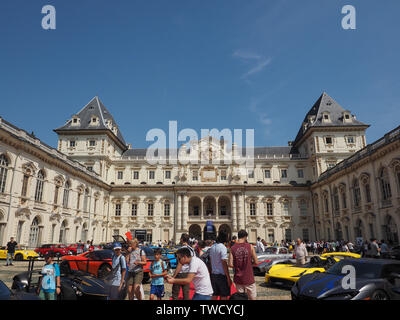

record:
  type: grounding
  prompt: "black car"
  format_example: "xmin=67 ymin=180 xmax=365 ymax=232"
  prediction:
xmin=291 ymin=258 xmax=400 ymax=300
xmin=11 ymin=257 xmax=120 ymax=300
xmin=0 ymin=280 xmax=40 ymax=300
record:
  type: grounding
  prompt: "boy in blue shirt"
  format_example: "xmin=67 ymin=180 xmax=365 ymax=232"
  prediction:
xmin=37 ymin=252 xmax=61 ymax=300
xmin=149 ymin=248 xmax=167 ymax=300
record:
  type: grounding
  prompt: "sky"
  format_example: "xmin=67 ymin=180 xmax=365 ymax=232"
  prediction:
xmin=0 ymin=0 xmax=399 ymax=149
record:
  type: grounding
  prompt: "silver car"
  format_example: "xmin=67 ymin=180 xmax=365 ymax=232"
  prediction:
xmin=257 ymin=246 xmax=293 ymax=261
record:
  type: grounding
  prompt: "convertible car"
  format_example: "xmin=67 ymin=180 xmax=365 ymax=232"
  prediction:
xmin=0 ymin=246 xmax=39 ymax=261
xmin=292 ymin=258 xmax=400 ymax=300
xmin=254 ymin=258 xmax=296 ymax=276
xmin=265 ymin=252 xmax=361 ymax=288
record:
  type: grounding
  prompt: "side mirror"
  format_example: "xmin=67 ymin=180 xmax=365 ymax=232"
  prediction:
xmin=389 ymin=272 xmax=400 ymax=279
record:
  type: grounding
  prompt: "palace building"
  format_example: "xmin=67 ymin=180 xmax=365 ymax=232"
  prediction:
xmin=0 ymin=92 xmax=399 ymax=248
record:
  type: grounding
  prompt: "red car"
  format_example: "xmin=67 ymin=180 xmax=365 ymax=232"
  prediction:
xmin=35 ymin=244 xmax=72 ymax=257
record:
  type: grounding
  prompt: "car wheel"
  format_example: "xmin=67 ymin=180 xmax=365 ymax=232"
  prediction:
xmin=14 ymin=254 xmax=23 ymax=261
xmin=97 ymin=264 xmax=111 ymax=279
xmin=371 ymin=290 xmax=389 ymax=300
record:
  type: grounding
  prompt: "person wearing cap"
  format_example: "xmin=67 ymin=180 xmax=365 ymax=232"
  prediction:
xmin=37 ymin=252 xmax=61 ymax=300
xmin=108 ymin=243 xmax=127 ymax=300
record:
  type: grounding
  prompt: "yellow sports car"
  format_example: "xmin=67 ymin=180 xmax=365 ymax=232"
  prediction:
xmin=0 ymin=246 xmax=39 ymax=261
xmin=265 ymin=252 xmax=361 ymax=287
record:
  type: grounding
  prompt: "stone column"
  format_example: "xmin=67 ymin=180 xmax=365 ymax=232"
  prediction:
xmin=201 ymin=197 xmax=204 ymax=220
xmin=177 ymin=194 xmax=182 ymax=231
xmin=232 ymin=194 xmax=237 ymax=232
xmin=238 ymin=193 xmax=244 ymax=230
xmin=183 ymin=194 xmax=188 ymax=231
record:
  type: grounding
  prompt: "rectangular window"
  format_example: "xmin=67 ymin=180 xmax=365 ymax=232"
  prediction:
xmin=149 ymin=171 xmax=155 ymax=179
xmin=131 ymin=203 xmax=137 ymax=216
xmin=264 ymin=169 xmax=271 ymax=179
xmin=248 ymin=170 xmax=254 ymax=179
xmin=281 ymin=169 xmax=287 ymax=178
xmin=21 ymin=175 xmax=29 ymax=197
xmin=54 ymin=186 xmax=59 ymax=204
xmin=192 ymin=170 xmax=198 ymax=181
xmin=69 ymin=140 xmax=76 ymax=147
xmin=285 ymin=229 xmax=292 ymax=242
xmin=300 ymin=202 xmax=307 ymax=215
xmin=115 ymin=203 xmax=121 ymax=216
xmin=250 ymin=203 xmax=256 ymax=216
xmin=220 ymin=205 xmax=227 ymax=216
xmin=325 ymin=137 xmax=333 ymax=145
xmin=164 ymin=203 xmax=170 ymax=216
xmin=221 ymin=170 xmax=227 ymax=180
xmin=297 ymin=169 xmax=304 ymax=178
xmin=283 ymin=202 xmax=289 ymax=215
xmin=266 ymin=202 xmax=273 ymax=216
xmin=302 ymin=229 xmax=309 ymax=241
xmin=346 ymin=136 xmax=355 ymax=144
xmin=117 ymin=171 xmax=123 ymax=180
xmin=165 ymin=170 xmax=171 ymax=179
xmin=89 ymin=140 xmax=96 ymax=147
xmin=133 ymin=171 xmax=139 ymax=179
xmin=148 ymin=203 xmax=154 ymax=216
xmin=268 ymin=229 xmax=275 ymax=243
xmin=193 ymin=206 xmax=199 ymax=216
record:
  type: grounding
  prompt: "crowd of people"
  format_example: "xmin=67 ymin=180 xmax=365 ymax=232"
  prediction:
xmin=6 ymin=233 xmax=397 ymax=300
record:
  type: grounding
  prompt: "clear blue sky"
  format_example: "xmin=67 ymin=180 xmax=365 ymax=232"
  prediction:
xmin=0 ymin=0 xmax=399 ymax=148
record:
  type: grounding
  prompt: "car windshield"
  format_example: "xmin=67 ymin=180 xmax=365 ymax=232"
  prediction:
xmin=264 ymin=247 xmax=277 ymax=254
xmin=326 ymin=260 xmax=382 ymax=279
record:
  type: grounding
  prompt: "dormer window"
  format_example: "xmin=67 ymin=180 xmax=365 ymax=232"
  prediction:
xmin=89 ymin=140 xmax=96 ymax=147
xmin=322 ymin=112 xmax=331 ymax=122
xmin=90 ymin=116 xmax=99 ymax=125
xmin=346 ymin=136 xmax=355 ymax=144
xmin=71 ymin=117 xmax=80 ymax=126
xmin=343 ymin=111 xmax=352 ymax=123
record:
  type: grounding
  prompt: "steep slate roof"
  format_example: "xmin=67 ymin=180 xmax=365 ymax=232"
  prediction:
xmin=293 ymin=92 xmax=368 ymax=146
xmin=54 ymin=96 xmax=127 ymax=148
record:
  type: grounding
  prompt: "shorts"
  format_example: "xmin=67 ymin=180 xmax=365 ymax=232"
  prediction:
xmin=235 ymin=282 xmax=257 ymax=300
xmin=150 ymin=284 xmax=165 ymax=298
xmin=127 ymin=270 xmax=144 ymax=285
xmin=210 ymin=274 xmax=231 ymax=297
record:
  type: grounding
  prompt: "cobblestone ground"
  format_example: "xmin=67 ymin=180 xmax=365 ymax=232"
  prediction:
xmin=0 ymin=260 xmax=291 ymax=300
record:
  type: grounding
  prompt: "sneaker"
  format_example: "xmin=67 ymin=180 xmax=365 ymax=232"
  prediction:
xmin=4 ymin=264 xmax=8 ymax=266
xmin=10 ymin=263 xmax=14 ymax=266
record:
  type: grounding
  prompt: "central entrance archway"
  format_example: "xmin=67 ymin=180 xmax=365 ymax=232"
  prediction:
xmin=189 ymin=224 xmax=202 ymax=240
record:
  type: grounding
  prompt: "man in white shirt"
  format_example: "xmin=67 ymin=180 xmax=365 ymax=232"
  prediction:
xmin=294 ymin=238 xmax=308 ymax=266
xmin=167 ymin=247 xmax=213 ymax=300
xmin=256 ymin=237 xmax=265 ymax=253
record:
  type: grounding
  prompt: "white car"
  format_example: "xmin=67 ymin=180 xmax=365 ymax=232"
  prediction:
xmin=257 ymin=246 xmax=293 ymax=261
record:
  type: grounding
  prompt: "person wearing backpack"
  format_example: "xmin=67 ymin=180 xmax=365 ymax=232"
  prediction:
xmin=107 ymin=243 xmax=127 ymax=300
xmin=37 ymin=252 xmax=61 ymax=300
xmin=149 ymin=248 xmax=167 ymax=300
xmin=126 ymin=239 xmax=146 ymax=300
xmin=208 ymin=231 xmax=232 ymax=300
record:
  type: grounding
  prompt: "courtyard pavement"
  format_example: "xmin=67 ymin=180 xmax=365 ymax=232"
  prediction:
xmin=0 ymin=260 xmax=291 ymax=300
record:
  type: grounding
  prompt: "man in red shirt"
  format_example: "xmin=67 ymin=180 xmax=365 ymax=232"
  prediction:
xmin=229 ymin=230 xmax=258 ymax=300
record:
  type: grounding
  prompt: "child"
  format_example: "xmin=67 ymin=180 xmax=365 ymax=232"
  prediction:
xmin=149 ymin=248 xmax=167 ymax=300
xmin=37 ymin=252 xmax=61 ymax=300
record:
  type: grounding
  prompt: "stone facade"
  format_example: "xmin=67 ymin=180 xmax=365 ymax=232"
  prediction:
xmin=0 ymin=92 xmax=398 ymax=248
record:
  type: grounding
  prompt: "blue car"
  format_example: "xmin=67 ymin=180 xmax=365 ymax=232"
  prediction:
xmin=148 ymin=246 xmax=177 ymax=268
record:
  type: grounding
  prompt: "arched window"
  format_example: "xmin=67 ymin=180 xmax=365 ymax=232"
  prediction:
xmin=380 ymin=168 xmax=392 ymax=201
xmin=59 ymin=220 xmax=67 ymax=243
xmin=333 ymin=187 xmax=340 ymax=212
xmin=34 ymin=170 xmax=45 ymax=202
xmin=353 ymin=179 xmax=361 ymax=208
xmin=0 ymin=155 xmax=9 ymax=193
xmin=299 ymin=200 xmax=307 ymax=215
xmin=28 ymin=217 xmax=40 ymax=248
xmin=63 ymin=181 xmax=70 ymax=208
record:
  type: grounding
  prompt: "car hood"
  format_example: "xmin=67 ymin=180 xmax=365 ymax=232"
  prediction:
xmin=296 ymin=272 xmax=371 ymax=299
